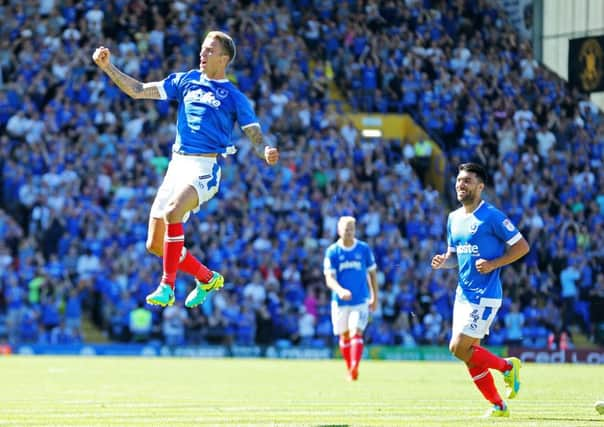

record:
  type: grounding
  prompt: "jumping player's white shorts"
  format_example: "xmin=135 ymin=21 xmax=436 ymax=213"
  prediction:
xmin=452 ymin=290 xmax=501 ymax=339
xmin=150 ymin=153 xmax=221 ymax=222
xmin=331 ymin=302 xmax=370 ymax=335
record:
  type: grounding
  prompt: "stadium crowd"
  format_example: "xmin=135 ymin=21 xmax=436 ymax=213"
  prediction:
xmin=0 ymin=0 xmax=603 ymax=350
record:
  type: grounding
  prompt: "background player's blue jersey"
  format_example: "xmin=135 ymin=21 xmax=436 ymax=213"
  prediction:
xmin=447 ymin=200 xmax=523 ymax=303
xmin=158 ymin=70 xmax=258 ymax=155
xmin=323 ymin=239 xmax=377 ymax=306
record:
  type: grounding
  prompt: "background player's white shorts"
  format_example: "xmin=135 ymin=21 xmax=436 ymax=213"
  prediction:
xmin=331 ymin=302 xmax=370 ymax=335
xmin=452 ymin=292 xmax=501 ymax=339
xmin=150 ymin=153 xmax=221 ymax=222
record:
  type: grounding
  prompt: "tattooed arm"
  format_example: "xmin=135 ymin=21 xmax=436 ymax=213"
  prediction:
xmin=243 ymin=124 xmax=279 ymax=165
xmin=243 ymin=124 xmax=267 ymax=159
xmin=92 ymin=46 xmax=162 ymax=100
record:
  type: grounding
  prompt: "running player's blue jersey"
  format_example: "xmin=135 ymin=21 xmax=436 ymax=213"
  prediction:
xmin=156 ymin=70 xmax=259 ymax=155
xmin=447 ymin=200 xmax=523 ymax=303
xmin=323 ymin=239 xmax=377 ymax=306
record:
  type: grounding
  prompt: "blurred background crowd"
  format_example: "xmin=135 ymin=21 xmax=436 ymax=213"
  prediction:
xmin=0 ymin=0 xmax=603 ymax=350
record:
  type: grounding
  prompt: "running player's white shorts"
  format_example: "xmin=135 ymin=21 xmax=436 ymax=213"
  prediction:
xmin=452 ymin=290 xmax=501 ymax=339
xmin=150 ymin=153 xmax=221 ymax=222
xmin=331 ymin=302 xmax=370 ymax=335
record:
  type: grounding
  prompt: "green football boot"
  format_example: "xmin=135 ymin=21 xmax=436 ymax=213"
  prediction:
xmin=483 ymin=403 xmax=509 ymax=418
xmin=503 ymin=357 xmax=521 ymax=399
xmin=185 ymin=271 xmax=224 ymax=308
xmin=145 ymin=284 xmax=175 ymax=307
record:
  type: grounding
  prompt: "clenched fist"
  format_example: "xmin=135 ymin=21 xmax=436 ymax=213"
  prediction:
xmin=431 ymin=253 xmax=447 ymax=269
xmin=92 ymin=46 xmax=111 ymax=69
xmin=337 ymin=288 xmax=352 ymax=301
xmin=264 ymin=146 xmax=279 ymax=165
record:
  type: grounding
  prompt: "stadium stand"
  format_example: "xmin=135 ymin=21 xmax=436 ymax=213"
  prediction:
xmin=0 ymin=0 xmax=603 ymax=350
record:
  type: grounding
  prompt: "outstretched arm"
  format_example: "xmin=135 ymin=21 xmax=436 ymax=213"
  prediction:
xmin=92 ymin=46 xmax=162 ymax=100
xmin=243 ymin=124 xmax=279 ymax=165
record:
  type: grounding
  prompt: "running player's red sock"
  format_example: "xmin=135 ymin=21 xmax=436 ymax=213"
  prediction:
xmin=162 ymin=223 xmax=184 ymax=289
xmin=339 ymin=337 xmax=351 ymax=370
xmin=468 ymin=366 xmax=505 ymax=407
xmin=469 ymin=345 xmax=510 ymax=372
xmin=178 ymin=247 xmax=213 ymax=283
xmin=350 ymin=334 xmax=364 ymax=375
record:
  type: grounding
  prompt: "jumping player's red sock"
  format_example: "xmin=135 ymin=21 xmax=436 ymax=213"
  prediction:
xmin=469 ymin=366 xmax=505 ymax=407
xmin=339 ymin=337 xmax=351 ymax=370
xmin=469 ymin=345 xmax=510 ymax=372
xmin=162 ymin=223 xmax=185 ymax=289
xmin=178 ymin=247 xmax=213 ymax=283
xmin=350 ymin=334 xmax=364 ymax=377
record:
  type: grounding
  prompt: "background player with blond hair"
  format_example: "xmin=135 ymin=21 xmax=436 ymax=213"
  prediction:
xmin=324 ymin=216 xmax=378 ymax=380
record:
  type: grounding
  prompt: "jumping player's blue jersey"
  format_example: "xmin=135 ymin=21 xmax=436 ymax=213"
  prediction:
xmin=156 ymin=70 xmax=259 ymax=155
xmin=323 ymin=239 xmax=377 ymax=306
xmin=447 ymin=200 xmax=523 ymax=303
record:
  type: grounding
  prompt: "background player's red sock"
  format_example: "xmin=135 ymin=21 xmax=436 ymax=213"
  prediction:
xmin=468 ymin=366 xmax=505 ymax=407
xmin=162 ymin=223 xmax=184 ymax=289
xmin=469 ymin=345 xmax=510 ymax=372
xmin=339 ymin=337 xmax=351 ymax=370
xmin=350 ymin=334 xmax=364 ymax=375
xmin=178 ymin=247 xmax=213 ymax=283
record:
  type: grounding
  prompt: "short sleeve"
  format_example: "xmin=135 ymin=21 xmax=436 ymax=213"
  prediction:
xmin=447 ymin=214 xmax=455 ymax=252
xmin=491 ymin=209 xmax=522 ymax=246
xmin=323 ymin=247 xmax=336 ymax=274
xmin=234 ymin=92 xmax=259 ymax=129
xmin=160 ymin=72 xmax=186 ymax=101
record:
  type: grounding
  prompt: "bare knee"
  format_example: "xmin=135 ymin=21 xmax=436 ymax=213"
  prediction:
xmin=449 ymin=342 xmax=463 ymax=359
xmin=448 ymin=341 xmax=456 ymax=355
xmin=449 ymin=340 xmax=473 ymax=362
xmin=164 ymin=202 xmax=187 ymax=224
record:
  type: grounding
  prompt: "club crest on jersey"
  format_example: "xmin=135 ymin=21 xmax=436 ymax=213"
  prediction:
xmin=216 ymin=88 xmax=229 ymax=99
xmin=469 ymin=222 xmax=479 ymax=234
xmin=502 ymin=219 xmax=515 ymax=232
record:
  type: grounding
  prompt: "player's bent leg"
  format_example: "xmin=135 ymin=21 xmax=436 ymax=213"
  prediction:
xmin=144 ymin=214 xmax=173 ymax=306
xmin=146 ymin=217 xmax=165 ymax=256
xmin=449 ymin=333 xmax=479 ymax=363
xmin=503 ymin=357 xmax=521 ymax=399
xmin=185 ymin=271 xmax=224 ymax=308
xmin=146 ymin=283 xmax=175 ymax=307
xmin=159 ymin=186 xmax=199 ymax=297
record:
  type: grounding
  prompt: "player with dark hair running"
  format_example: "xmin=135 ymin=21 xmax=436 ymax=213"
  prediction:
xmin=431 ymin=163 xmax=529 ymax=417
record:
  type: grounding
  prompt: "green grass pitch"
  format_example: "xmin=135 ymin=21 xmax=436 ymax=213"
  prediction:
xmin=1 ymin=356 xmax=602 ymax=426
